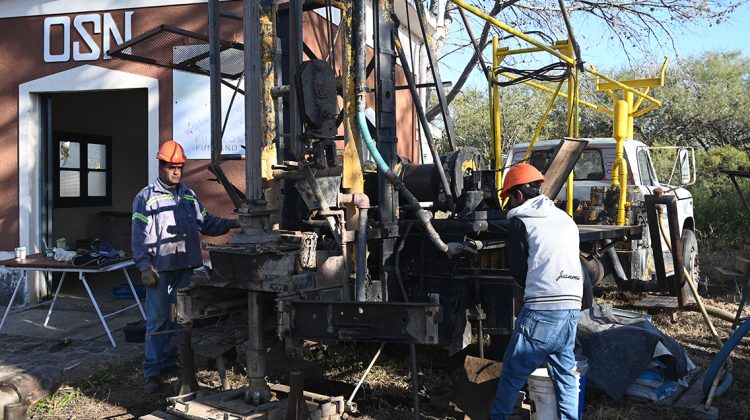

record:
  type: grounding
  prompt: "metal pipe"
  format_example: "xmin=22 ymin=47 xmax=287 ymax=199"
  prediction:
xmin=395 ymin=223 xmax=415 ymax=302
xmin=409 ymin=343 xmax=420 ymax=419
xmin=356 ymin=208 xmax=369 ymax=301
xmin=613 ymin=100 xmax=629 ymax=225
xmin=352 ymin=1 xmax=470 ymax=257
xmin=395 ymin=221 xmax=419 ymax=420
xmin=347 ymin=342 xmax=385 ymax=410
xmin=492 ymin=35 xmax=502 ymax=198
xmin=288 ymin=0 xmax=303 ymax=157
xmin=4 ymin=402 xmax=28 ymax=420
xmin=178 ymin=328 xmax=198 ymax=396
xmin=246 ymin=291 xmax=271 ymax=404
xmin=393 ymin=37 xmax=455 ymax=211
xmin=244 ymin=0 xmax=263 ymax=202
xmin=458 ymin=7 xmax=487 ymax=72
xmin=353 ymin=0 xmax=366 ymax=102
xmin=208 ymin=0 xmax=222 ymax=163
xmin=603 ymin=239 xmax=659 ymax=292
xmin=415 ymin=0 xmax=457 ymax=151
xmin=565 ymin=44 xmax=577 ymax=216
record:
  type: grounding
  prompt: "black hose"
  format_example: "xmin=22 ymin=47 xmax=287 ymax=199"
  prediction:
xmin=355 ymin=208 xmax=368 ymax=301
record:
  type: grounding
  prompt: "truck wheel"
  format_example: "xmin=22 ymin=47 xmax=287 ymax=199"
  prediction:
xmin=681 ymin=229 xmax=700 ymax=289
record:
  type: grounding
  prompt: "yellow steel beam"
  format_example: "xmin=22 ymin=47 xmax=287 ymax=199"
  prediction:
xmin=631 ymin=102 xmax=660 ymax=118
xmin=495 ymin=41 xmax=570 ymax=58
xmin=597 ymin=57 xmax=670 ymax=90
xmin=632 ymin=86 xmax=651 ymax=113
xmin=492 ymin=36 xmax=503 ymax=201
xmin=588 ymin=66 xmax=662 ymax=106
xmin=524 ymin=80 xmax=566 ymax=162
xmin=500 ymin=73 xmax=613 ymax=116
xmin=451 ymin=0 xmax=662 ymax=108
xmin=450 ymin=0 xmax=576 ymax=67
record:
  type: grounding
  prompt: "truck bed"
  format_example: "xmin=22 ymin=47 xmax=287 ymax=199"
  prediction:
xmin=578 ymin=224 xmax=643 ymax=242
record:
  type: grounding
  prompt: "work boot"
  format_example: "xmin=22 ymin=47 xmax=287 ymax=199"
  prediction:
xmin=144 ymin=376 xmax=160 ymax=394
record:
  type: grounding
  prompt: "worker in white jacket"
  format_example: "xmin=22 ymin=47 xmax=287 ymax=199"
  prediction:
xmin=491 ymin=163 xmax=583 ymax=420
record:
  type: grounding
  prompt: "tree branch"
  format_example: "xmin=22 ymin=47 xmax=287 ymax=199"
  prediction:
xmin=425 ymin=0 xmax=515 ymax=121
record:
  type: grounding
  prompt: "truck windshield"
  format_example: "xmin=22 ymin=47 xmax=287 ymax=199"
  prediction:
xmin=513 ymin=149 xmax=605 ymax=181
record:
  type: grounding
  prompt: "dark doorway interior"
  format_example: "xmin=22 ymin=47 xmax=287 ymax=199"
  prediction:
xmin=39 ymin=90 xmax=149 ymax=308
xmin=47 ymin=90 xmax=148 ymax=253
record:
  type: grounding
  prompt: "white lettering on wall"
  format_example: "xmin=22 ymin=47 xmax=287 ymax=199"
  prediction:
xmin=73 ymin=14 xmax=101 ymax=61
xmin=44 ymin=16 xmax=70 ymax=62
xmin=43 ymin=11 xmax=133 ymax=63
xmin=103 ymin=12 xmax=133 ymax=59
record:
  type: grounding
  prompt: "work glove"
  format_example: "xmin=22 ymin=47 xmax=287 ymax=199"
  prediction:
xmin=141 ymin=267 xmax=159 ymax=289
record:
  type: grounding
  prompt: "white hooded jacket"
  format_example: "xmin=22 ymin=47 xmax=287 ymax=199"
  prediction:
xmin=507 ymin=195 xmax=583 ymax=310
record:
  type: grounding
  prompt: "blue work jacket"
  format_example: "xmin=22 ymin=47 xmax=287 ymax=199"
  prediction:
xmin=131 ymin=178 xmax=234 ymax=272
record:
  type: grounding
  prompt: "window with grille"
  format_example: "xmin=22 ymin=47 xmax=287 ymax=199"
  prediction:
xmin=54 ymin=131 xmax=112 ymax=207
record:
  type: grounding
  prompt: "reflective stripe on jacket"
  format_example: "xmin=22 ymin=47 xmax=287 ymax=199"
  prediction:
xmin=131 ymin=178 xmax=234 ymax=272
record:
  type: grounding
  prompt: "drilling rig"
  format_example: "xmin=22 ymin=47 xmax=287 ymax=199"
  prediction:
xmin=111 ymin=1 xmax=644 ymax=418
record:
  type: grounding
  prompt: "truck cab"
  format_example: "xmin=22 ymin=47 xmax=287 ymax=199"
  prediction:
xmin=508 ymin=138 xmax=698 ymax=284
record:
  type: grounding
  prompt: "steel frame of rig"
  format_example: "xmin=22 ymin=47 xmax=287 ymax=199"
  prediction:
xmin=111 ymin=1 xmax=642 ymax=418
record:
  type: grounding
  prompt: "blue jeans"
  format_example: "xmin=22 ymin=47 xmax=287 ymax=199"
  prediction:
xmin=491 ymin=308 xmax=580 ymax=420
xmin=143 ymin=268 xmax=191 ymax=378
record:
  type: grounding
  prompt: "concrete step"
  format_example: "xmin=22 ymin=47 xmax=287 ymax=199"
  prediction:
xmin=736 ymin=256 xmax=750 ymax=275
xmin=710 ymin=266 xmax=746 ymax=284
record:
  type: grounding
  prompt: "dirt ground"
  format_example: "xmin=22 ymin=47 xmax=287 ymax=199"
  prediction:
xmin=27 ymin=249 xmax=750 ymax=419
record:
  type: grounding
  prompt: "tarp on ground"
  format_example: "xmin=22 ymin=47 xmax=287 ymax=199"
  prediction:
xmin=576 ymin=304 xmax=692 ymax=400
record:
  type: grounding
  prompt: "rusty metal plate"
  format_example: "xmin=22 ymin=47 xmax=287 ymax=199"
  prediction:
xmin=540 ymin=137 xmax=588 ymax=200
xmin=287 ymin=301 xmax=440 ymax=344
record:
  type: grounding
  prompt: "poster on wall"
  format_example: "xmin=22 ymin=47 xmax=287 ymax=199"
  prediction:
xmin=172 ymin=68 xmax=245 ymax=160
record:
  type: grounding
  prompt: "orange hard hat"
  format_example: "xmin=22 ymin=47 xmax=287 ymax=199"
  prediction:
xmin=500 ymin=163 xmax=545 ymax=199
xmin=156 ymin=140 xmax=187 ymax=164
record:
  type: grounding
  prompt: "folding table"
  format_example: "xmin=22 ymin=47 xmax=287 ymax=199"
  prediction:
xmin=0 ymin=253 xmax=145 ymax=347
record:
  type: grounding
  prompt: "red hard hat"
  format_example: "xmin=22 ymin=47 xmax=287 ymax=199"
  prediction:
xmin=500 ymin=163 xmax=545 ymax=199
xmin=156 ymin=140 xmax=187 ymax=164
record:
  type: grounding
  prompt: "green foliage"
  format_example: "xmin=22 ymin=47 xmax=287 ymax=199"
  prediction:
xmin=30 ymin=387 xmax=82 ymax=414
xmin=444 ymin=85 xmax=571 ymax=160
xmin=690 ymin=145 xmax=750 ymax=244
xmin=638 ymin=51 xmax=750 ymax=149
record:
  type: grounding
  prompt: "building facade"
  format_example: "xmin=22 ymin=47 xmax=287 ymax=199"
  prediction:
xmin=0 ymin=0 xmax=436 ymax=303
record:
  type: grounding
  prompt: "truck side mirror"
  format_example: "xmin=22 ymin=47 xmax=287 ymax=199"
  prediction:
xmin=678 ymin=148 xmax=692 ymax=185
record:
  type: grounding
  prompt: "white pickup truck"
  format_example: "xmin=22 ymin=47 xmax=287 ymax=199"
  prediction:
xmin=507 ymin=138 xmax=698 ymax=286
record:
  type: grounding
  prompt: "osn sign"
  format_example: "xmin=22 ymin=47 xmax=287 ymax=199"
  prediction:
xmin=43 ymin=12 xmax=134 ymax=63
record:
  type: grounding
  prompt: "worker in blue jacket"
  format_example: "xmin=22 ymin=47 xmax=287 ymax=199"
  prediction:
xmin=131 ymin=140 xmax=240 ymax=394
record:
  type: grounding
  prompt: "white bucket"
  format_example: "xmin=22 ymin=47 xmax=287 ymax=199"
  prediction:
xmin=527 ymin=357 xmax=588 ymax=420
xmin=528 ymin=368 xmax=559 ymax=420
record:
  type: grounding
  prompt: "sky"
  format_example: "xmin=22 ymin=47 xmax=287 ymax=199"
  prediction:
xmin=438 ymin=3 xmax=750 ymax=89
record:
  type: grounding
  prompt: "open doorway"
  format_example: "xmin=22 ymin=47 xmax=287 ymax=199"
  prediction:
xmin=45 ymin=90 xmax=149 ymax=253
xmin=37 ymin=90 xmax=149 ymax=311
xmin=18 ymin=65 xmax=159 ymax=303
